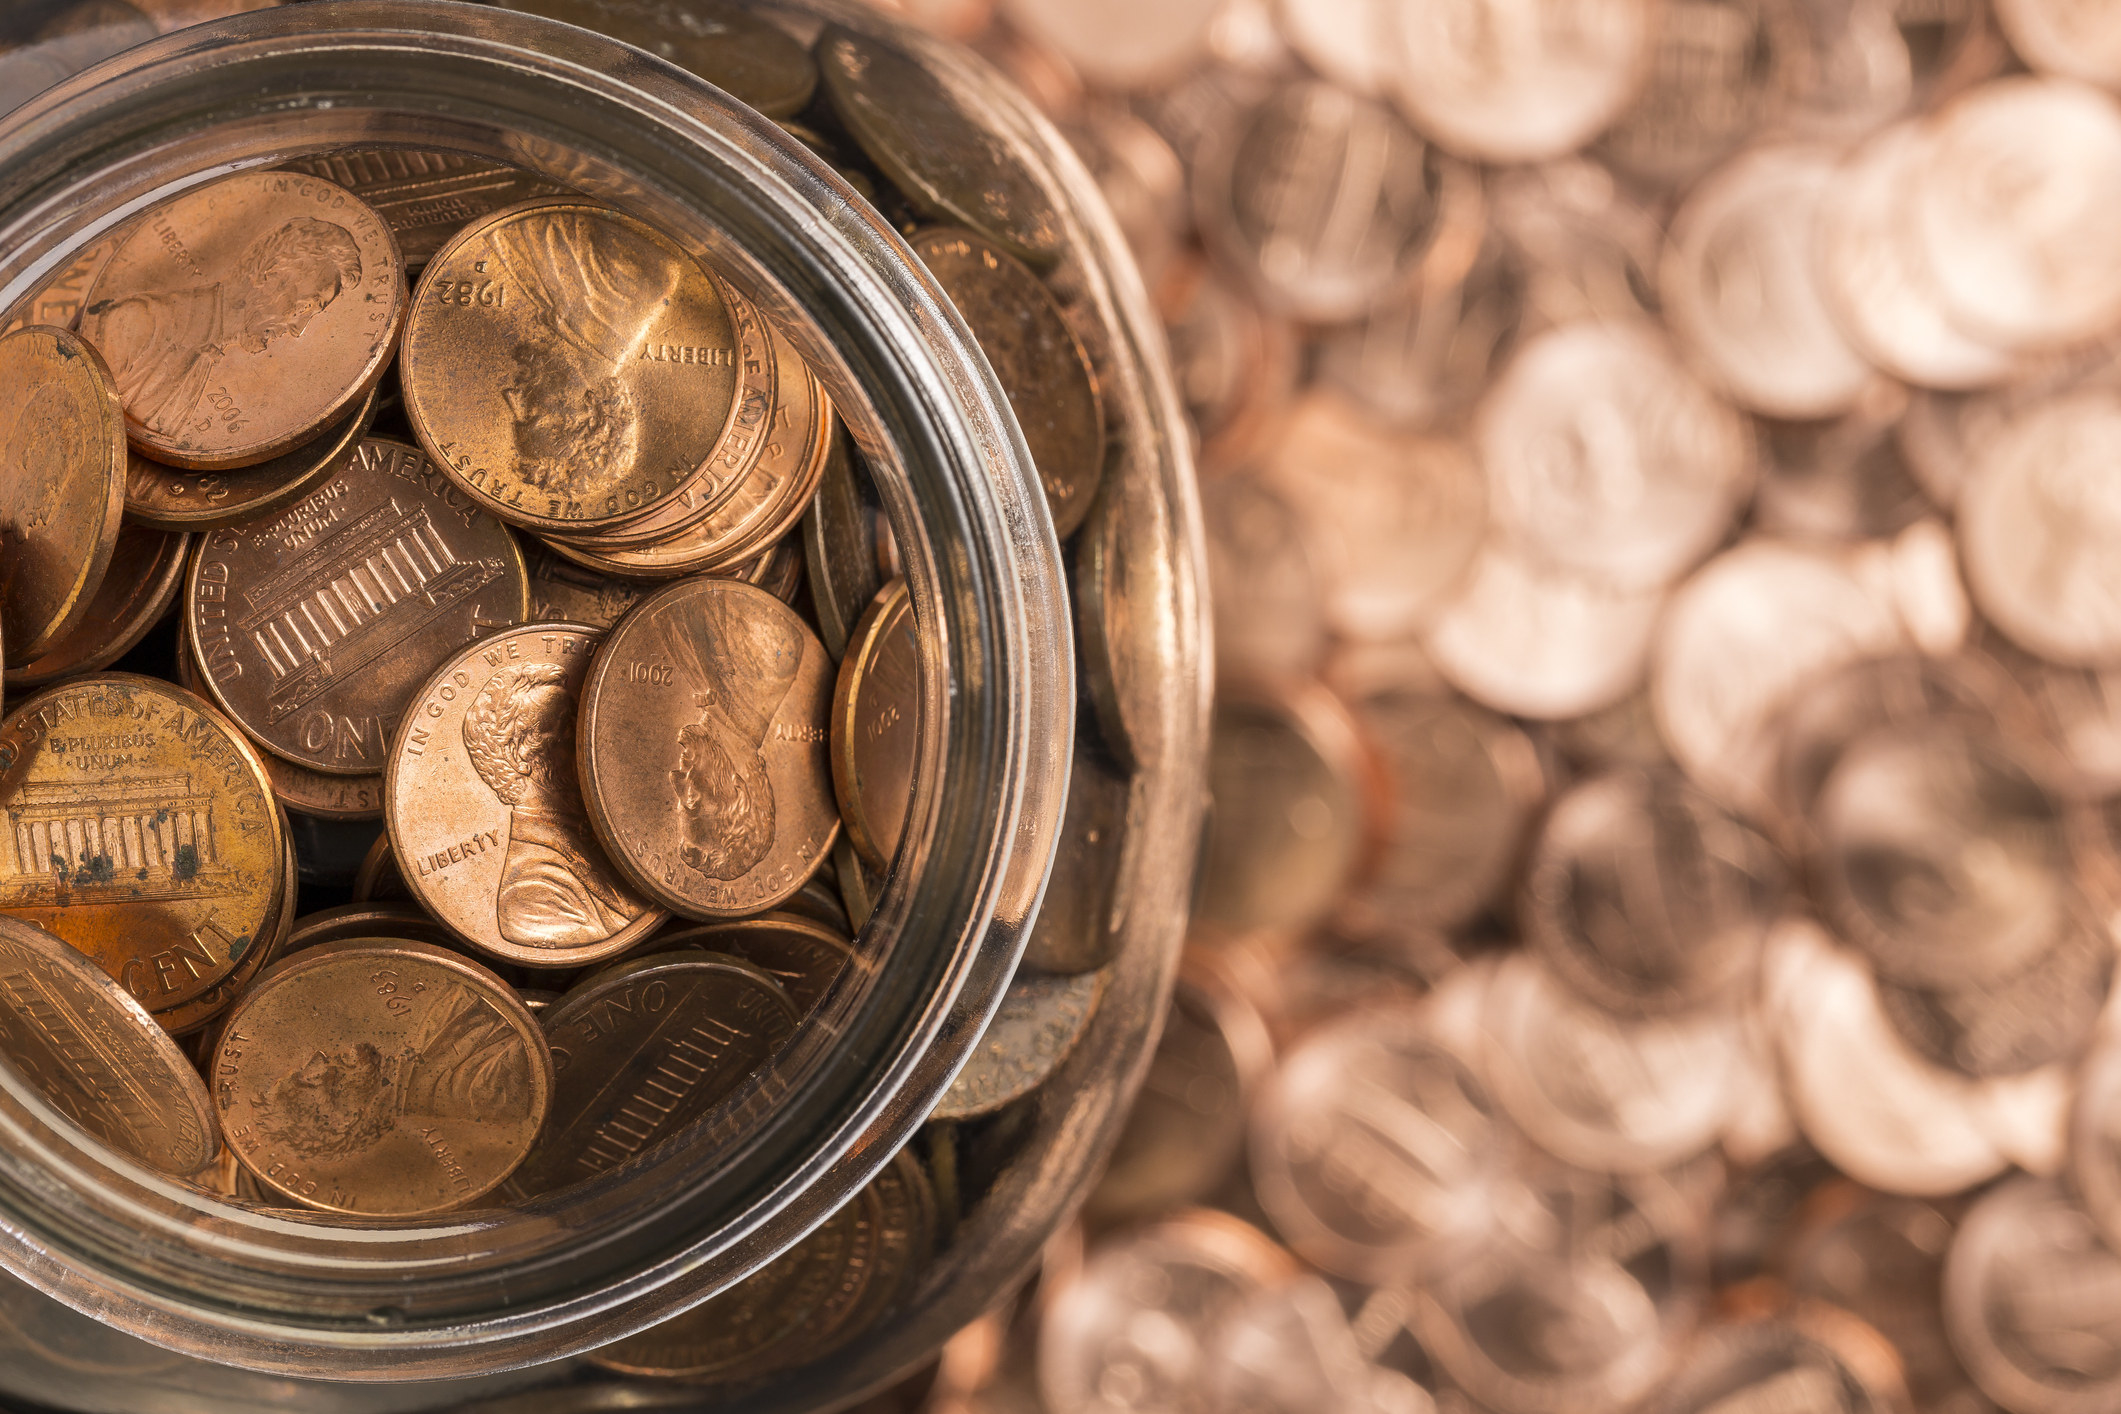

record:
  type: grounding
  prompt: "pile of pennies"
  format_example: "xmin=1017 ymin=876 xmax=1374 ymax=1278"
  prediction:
xmin=0 ymin=1 xmax=1136 ymax=1391
xmin=882 ymin=1 xmax=2121 ymax=1414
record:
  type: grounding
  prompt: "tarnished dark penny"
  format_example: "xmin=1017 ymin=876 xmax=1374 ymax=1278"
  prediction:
xmin=654 ymin=915 xmax=859 ymax=1015
xmin=148 ymin=818 xmax=295 ymax=1040
xmin=930 ymin=968 xmax=1105 ymax=1121
xmin=493 ymin=0 xmax=819 ymax=118
xmin=1021 ymin=732 xmax=1129 ymax=977
xmin=910 ymin=227 xmax=1105 ymax=539
xmin=400 ymin=198 xmax=742 ymax=535
xmin=578 ymin=578 xmax=839 ymax=920
xmin=832 ymin=579 xmax=918 ymax=874
xmin=385 ymin=623 xmax=664 ymax=968
xmin=818 ymin=24 xmax=1063 ymax=268
xmin=351 ymin=830 xmax=409 ymax=903
xmin=211 ymin=938 xmax=552 ymax=1215
xmin=505 ymin=949 xmax=799 ymax=1197
xmin=5 ymin=525 xmax=186 ymax=690
xmin=802 ymin=434 xmax=884 ymax=660
xmin=122 ymin=379 xmax=376 ymax=532
xmin=183 ymin=436 xmax=531 ymax=776
xmin=0 ymin=326 xmax=128 ymax=666
xmin=79 ymin=169 xmax=406 ymax=470
xmin=525 ymin=541 xmax=645 ymax=629
xmin=278 ymin=150 xmax=569 ymax=268
xmin=0 ymin=674 xmax=283 ymax=1010
xmin=0 ymin=914 xmax=218 ymax=1177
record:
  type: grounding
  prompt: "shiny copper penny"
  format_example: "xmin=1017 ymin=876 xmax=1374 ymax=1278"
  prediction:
xmin=832 ymin=579 xmax=918 ymax=874
xmin=909 ymin=227 xmax=1105 ymax=539
xmin=655 ymin=915 xmax=859 ymax=1015
xmin=78 ymin=169 xmax=405 ymax=470
xmin=183 ymin=436 xmax=530 ymax=776
xmin=579 ymin=579 xmax=838 ymax=920
xmin=0 ymin=326 xmax=128 ymax=666
xmin=0 ymin=914 xmax=218 ymax=1177
xmin=277 ymin=149 xmax=569 ymax=268
xmin=5 ymin=525 xmax=187 ymax=689
xmin=0 ymin=235 xmax=116 ymax=338
xmin=0 ymin=675 xmax=283 ymax=1010
xmin=504 ymin=949 xmax=799 ymax=1197
xmin=544 ymin=331 xmax=833 ymax=578
xmin=400 ymin=197 xmax=743 ymax=535
xmin=385 ymin=622 xmax=664 ymax=967
xmin=172 ymin=628 xmax=384 ymax=821
xmin=122 ymin=380 xmax=376 ymax=532
xmin=211 ymin=938 xmax=552 ymax=1214
xmin=149 ymin=813 xmax=296 ymax=1040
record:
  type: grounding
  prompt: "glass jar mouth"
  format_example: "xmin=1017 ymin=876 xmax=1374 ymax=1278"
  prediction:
xmin=0 ymin=0 xmax=1072 ymax=1377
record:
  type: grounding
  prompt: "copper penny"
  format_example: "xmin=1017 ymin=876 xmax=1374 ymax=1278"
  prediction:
xmin=579 ymin=579 xmax=837 ymax=919
xmin=351 ymin=830 xmax=408 ymax=903
xmin=385 ymin=623 xmax=664 ymax=967
xmin=930 ymin=968 xmax=1105 ymax=1121
xmin=0 ymin=914 xmax=218 ymax=1177
xmin=78 ymin=169 xmax=405 ymax=470
xmin=834 ymin=834 xmax=879 ymax=935
xmin=547 ymin=281 xmax=779 ymax=553
xmin=211 ymin=938 xmax=552 ymax=1214
xmin=0 ymin=674 xmax=283 ymax=1010
xmin=730 ymin=535 xmax=806 ymax=607
xmin=0 ymin=325 xmax=128 ymax=665
xmin=525 ymin=541 xmax=646 ymax=629
xmin=172 ymin=627 xmax=384 ymax=821
xmin=183 ymin=436 xmax=531 ymax=776
xmin=0 ymin=235 xmax=116 ymax=337
xmin=5 ymin=524 xmax=187 ymax=690
xmin=1021 ymin=731 xmax=1129 ymax=977
xmin=909 ymin=227 xmax=1105 ymax=539
xmin=832 ymin=578 xmax=918 ymax=874
xmin=279 ymin=902 xmax=462 ymax=958
xmin=543 ymin=334 xmax=832 ymax=578
xmin=148 ymin=812 xmax=296 ymax=1040
xmin=653 ymin=915 xmax=859 ymax=1015
xmin=277 ymin=150 xmax=569 ymax=268
xmin=504 ymin=949 xmax=799 ymax=1198
xmin=400 ymin=197 xmax=743 ymax=535
xmin=122 ymin=379 xmax=376 ymax=532
xmin=492 ymin=0 xmax=819 ymax=118
xmin=802 ymin=435 xmax=885 ymax=659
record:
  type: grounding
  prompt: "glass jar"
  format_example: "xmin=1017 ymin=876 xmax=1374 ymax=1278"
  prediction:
xmin=0 ymin=0 xmax=1205 ymax=1404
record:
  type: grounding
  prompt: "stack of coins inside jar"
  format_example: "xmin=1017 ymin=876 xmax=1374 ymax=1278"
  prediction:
xmin=0 ymin=0 xmax=1146 ymax=1393
xmin=870 ymin=2 xmax=2121 ymax=1414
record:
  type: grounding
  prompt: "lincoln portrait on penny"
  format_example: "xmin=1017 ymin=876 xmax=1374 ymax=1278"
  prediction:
xmin=463 ymin=661 xmax=642 ymax=948
xmin=665 ymin=593 xmax=803 ymax=882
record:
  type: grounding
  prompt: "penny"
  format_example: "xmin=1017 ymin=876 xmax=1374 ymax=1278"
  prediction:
xmin=1084 ymin=963 xmax=1272 ymax=1226
xmin=0 ymin=234 xmax=115 ymax=337
xmin=999 ymin=0 xmax=1218 ymax=89
xmin=817 ymin=24 xmax=1062 ymax=269
xmin=1944 ymin=1177 xmax=2121 ymax=1414
xmin=833 ymin=834 xmax=879 ymax=935
xmin=832 ymin=579 xmax=918 ymax=875
xmin=183 ymin=436 xmax=530 ymax=775
xmin=78 ymin=169 xmax=404 ymax=469
xmin=1480 ymin=952 xmax=1745 ymax=1174
xmin=549 ymin=281 xmax=779 ymax=554
xmin=1644 ymin=1315 xmax=1910 ymax=1414
xmin=1812 ymin=724 xmax=2070 ymax=989
xmin=0 ymin=674 xmax=283 ymax=1010
xmin=652 ymin=915 xmax=857 ymax=1015
xmin=1653 ymin=538 xmax=1906 ymax=817
xmin=1424 ymin=540 xmax=1664 ymax=721
xmin=1960 ymin=390 xmax=2121 ymax=667
xmin=505 ymin=949 xmax=799 ymax=1197
xmin=802 ymin=435 xmax=885 ymax=660
xmin=930 ymin=968 xmax=1105 ymax=1121
xmin=1601 ymin=0 xmax=1807 ymax=189
xmin=1525 ymin=767 xmax=1783 ymax=1016
xmin=496 ymin=0 xmax=818 ymax=118
xmin=0 ymin=914 xmax=218 ymax=1177
xmin=278 ymin=903 xmax=460 ymax=958
xmin=1995 ymin=0 xmax=2121 ymax=89
xmin=1158 ymin=258 xmax=1299 ymax=472
xmin=1660 ymin=144 xmax=1873 ymax=420
xmin=578 ymin=578 xmax=838 ymax=921
xmin=1914 ymin=77 xmax=2121 ymax=353
xmin=350 ymin=830 xmax=408 ymax=903
xmin=1021 ymin=733 xmax=1129 ymax=977
xmin=385 ymin=622 xmax=664 ymax=967
xmin=1196 ymin=680 xmax=1370 ymax=937
xmin=775 ymin=876 xmax=851 ymax=935
xmin=1257 ymin=394 xmax=1486 ymax=643
xmin=400 ymin=197 xmax=742 ymax=535
xmin=1199 ymin=472 xmax=1326 ymax=686
xmin=5 ymin=524 xmax=186 ymax=689
xmin=909 ymin=227 xmax=1104 ymax=540
xmin=0 ymin=325 xmax=127 ymax=666
xmin=1754 ymin=393 xmax=1937 ymax=544
xmin=122 ymin=378 xmax=377 ymax=532
xmin=278 ymin=149 xmax=570 ymax=268
xmin=1059 ymin=105 xmax=1186 ymax=288
xmin=1786 ymin=0 xmax=1915 ymax=137
xmin=147 ymin=819 xmax=294 ymax=1040
xmin=1388 ymin=0 xmax=1656 ymax=163
xmin=1818 ymin=121 xmax=2017 ymax=393
xmin=1479 ymin=321 xmax=1754 ymax=592
xmin=211 ymin=938 xmax=552 ymax=1214
xmin=1489 ymin=159 xmax=1666 ymax=329
xmin=524 ymin=542 xmax=644 ymax=629
xmin=722 ymin=533 xmax=806 ymax=606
